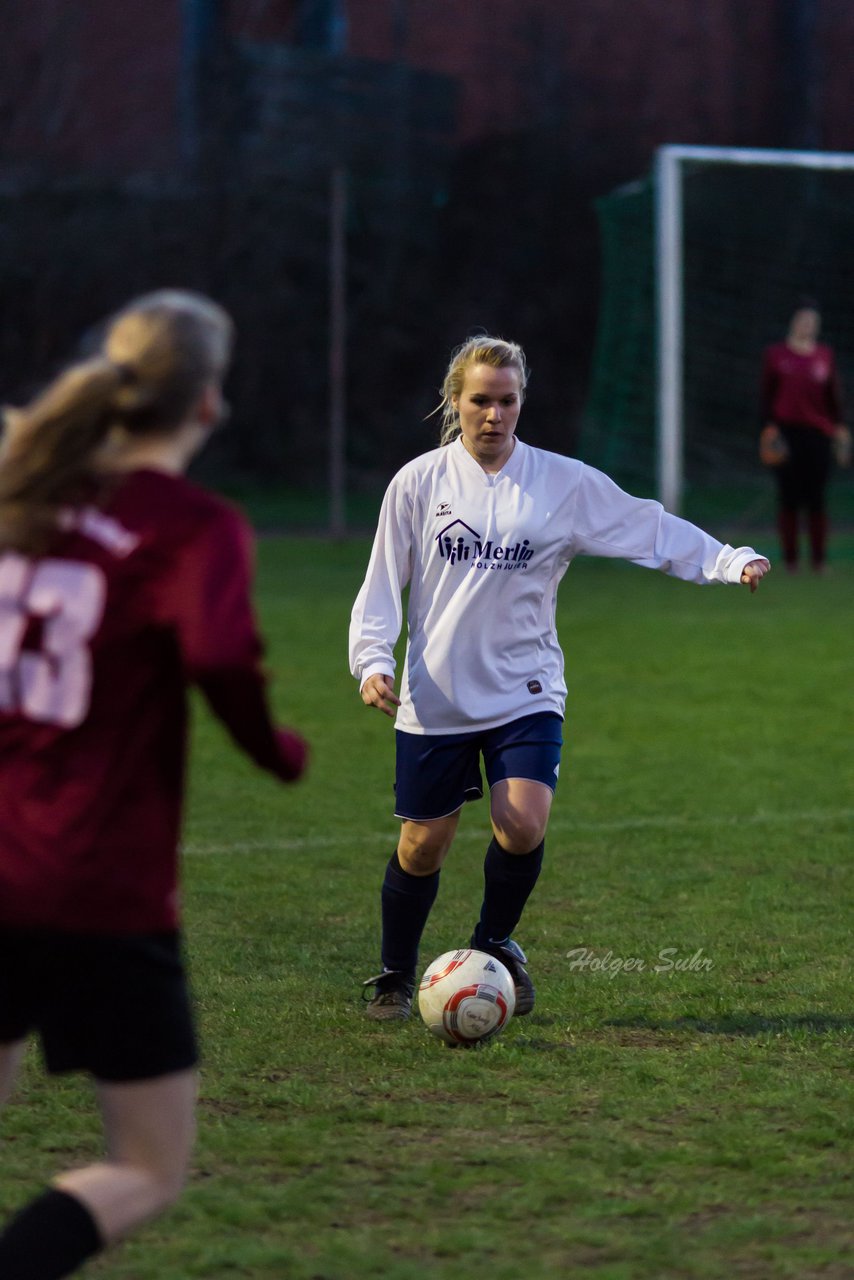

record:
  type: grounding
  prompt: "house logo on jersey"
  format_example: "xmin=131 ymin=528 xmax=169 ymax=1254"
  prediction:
xmin=435 ymin=519 xmax=535 ymax=571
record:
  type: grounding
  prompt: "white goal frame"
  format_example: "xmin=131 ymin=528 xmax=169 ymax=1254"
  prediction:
xmin=654 ymin=143 xmax=854 ymax=513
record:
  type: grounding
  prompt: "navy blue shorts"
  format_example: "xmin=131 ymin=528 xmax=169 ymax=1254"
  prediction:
xmin=394 ymin=712 xmax=563 ymax=822
xmin=0 ymin=929 xmax=198 ymax=1083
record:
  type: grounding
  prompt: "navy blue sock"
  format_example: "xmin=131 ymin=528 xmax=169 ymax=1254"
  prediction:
xmin=0 ymin=1187 xmax=103 ymax=1279
xmin=475 ymin=837 xmax=544 ymax=946
xmin=380 ymin=851 xmax=440 ymax=975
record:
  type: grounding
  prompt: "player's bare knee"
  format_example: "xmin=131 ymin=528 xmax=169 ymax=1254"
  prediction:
xmin=144 ymin=1162 xmax=188 ymax=1213
xmin=397 ymin=827 xmax=450 ymax=874
xmin=491 ymin=812 xmax=547 ymax=854
xmin=497 ymin=828 xmax=545 ymax=855
xmin=397 ymin=839 xmax=445 ymax=875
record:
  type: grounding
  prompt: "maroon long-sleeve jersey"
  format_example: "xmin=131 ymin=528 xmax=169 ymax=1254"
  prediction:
xmin=0 ymin=469 xmax=306 ymax=933
xmin=761 ymin=342 xmax=843 ymax=437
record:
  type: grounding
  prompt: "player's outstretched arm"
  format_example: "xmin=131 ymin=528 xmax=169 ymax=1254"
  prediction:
xmin=361 ymin=673 xmax=401 ymax=719
xmin=199 ymin=670 xmax=309 ymax=781
xmin=740 ymin=559 xmax=771 ymax=593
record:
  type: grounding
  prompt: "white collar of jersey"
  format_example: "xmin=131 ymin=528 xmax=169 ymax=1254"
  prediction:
xmin=454 ymin=433 xmax=521 ymax=479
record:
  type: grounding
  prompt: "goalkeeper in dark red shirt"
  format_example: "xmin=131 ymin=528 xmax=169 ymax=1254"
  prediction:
xmin=0 ymin=290 xmax=308 ymax=1279
xmin=760 ymin=300 xmax=851 ymax=573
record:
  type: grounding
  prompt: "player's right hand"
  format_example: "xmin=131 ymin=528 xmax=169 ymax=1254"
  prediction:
xmin=361 ymin=674 xmax=401 ymax=718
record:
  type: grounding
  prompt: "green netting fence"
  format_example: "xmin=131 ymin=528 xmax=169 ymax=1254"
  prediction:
xmin=580 ymin=161 xmax=854 ymax=529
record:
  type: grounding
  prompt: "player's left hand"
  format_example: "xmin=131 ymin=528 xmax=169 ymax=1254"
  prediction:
xmin=740 ymin=559 xmax=770 ymax=593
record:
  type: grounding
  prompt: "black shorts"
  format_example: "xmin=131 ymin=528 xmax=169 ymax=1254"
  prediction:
xmin=0 ymin=929 xmax=198 ymax=1083
xmin=775 ymin=424 xmax=833 ymax=510
xmin=394 ymin=711 xmax=564 ymax=821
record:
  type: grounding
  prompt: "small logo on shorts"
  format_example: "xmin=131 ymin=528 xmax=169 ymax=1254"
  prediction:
xmin=527 ymin=680 xmax=543 ymax=694
xmin=436 ymin=501 xmax=452 ymax=517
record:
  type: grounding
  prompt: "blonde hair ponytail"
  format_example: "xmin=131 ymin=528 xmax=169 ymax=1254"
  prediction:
xmin=0 ymin=289 xmax=233 ymax=554
xmin=0 ymin=359 xmax=126 ymax=553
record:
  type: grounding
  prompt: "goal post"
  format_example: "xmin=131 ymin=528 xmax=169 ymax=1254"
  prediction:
xmin=582 ymin=144 xmax=854 ymax=520
xmin=655 ymin=145 xmax=854 ymax=514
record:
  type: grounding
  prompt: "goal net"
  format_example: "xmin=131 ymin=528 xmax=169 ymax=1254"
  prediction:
xmin=580 ymin=146 xmax=854 ymax=523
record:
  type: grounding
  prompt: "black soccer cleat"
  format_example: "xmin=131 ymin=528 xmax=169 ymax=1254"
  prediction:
xmin=471 ymin=936 xmax=535 ymax=1016
xmin=361 ymin=969 xmax=415 ymax=1022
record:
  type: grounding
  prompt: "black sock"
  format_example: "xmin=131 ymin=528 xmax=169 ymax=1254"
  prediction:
xmin=474 ymin=837 xmax=544 ymax=946
xmin=0 ymin=1187 xmax=103 ymax=1279
xmin=380 ymin=850 xmax=440 ymax=976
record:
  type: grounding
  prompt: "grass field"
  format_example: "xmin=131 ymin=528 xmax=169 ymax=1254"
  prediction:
xmin=2 ymin=531 xmax=853 ymax=1279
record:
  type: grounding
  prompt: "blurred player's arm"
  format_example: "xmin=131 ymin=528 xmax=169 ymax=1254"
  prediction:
xmin=168 ymin=506 xmax=308 ymax=781
xmin=827 ymin=354 xmax=851 ymax=466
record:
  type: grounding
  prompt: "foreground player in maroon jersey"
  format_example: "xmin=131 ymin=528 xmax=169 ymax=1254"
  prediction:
xmin=0 ymin=290 xmax=308 ymax=1279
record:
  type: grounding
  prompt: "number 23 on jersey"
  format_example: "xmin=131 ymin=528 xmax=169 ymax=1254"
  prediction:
xmin=0 ymin=553 xmax=107 ymax=729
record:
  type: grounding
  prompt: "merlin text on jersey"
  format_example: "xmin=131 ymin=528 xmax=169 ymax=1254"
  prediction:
xmin=435 ymin=520 xmax=535 ymax=569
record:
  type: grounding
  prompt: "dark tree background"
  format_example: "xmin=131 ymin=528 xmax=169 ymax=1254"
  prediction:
xmin=1 ymin=0 xmax=851 ymax=511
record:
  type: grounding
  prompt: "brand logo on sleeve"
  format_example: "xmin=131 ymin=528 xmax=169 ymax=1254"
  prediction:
xmin=435 ymin=519 xmax=534 ymax=571
xmin=57 ymin=507 xmax=140 ymax=557
xmin=435 ymin=501 xmax=452 ymax=517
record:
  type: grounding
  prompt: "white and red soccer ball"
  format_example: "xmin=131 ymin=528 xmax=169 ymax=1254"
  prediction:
xmin=418 ymin=948 xmax=516 ymax=1046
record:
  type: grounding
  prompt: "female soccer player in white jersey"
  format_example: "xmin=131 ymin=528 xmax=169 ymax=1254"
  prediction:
xmin=0 ymin=291 xmax=307 ymax=1278
xmin=350 ymin=335 xmax=770 ymax=1021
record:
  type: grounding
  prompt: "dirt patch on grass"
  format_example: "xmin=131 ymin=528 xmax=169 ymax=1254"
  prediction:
xmin=587 ymin=1025 xmax=693 ymax=1049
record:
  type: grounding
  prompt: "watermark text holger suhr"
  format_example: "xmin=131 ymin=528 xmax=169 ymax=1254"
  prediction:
xmin=566 ymin=947 xmax=714 ymax=979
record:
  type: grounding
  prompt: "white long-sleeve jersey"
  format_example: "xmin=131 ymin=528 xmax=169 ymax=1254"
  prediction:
xmin=349 ymin=437 xmax=767 ymax=735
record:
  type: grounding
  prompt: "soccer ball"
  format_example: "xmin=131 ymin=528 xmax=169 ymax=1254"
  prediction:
xmin=418 ymin=948 xmax=516 ymax=1046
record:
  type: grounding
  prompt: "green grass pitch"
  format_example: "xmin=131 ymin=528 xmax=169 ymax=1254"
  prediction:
xmin=2 ymin=534 xmax=852 ymax=1278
